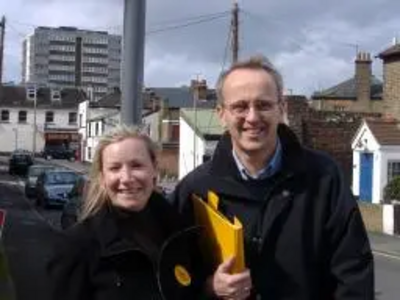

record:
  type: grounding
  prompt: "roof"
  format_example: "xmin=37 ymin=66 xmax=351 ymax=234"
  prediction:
xmin=365 ymin=119 xmax=400 ymax=145
xmin=92 ymin=87 xmax=217 ymax=109
xmin=88 ymin=108 xmax=154 ymax=122
xmin=180 ymin=108 xmax=224 ymax=139
xmin=311 ymin=76 xmax=382 ymax=100
xmin=377 ymin=44 xmax=400 ymax=59
xmin=0 ymin=86 xmax=86 ymax=109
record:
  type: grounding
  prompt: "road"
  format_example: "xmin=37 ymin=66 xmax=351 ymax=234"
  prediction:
xmin=0 ymin=158 xmax=399 ymax=299
xmin=0 ymin=160 xmax=60 ymax=300
xmin=374 ymin=253 xmax=400 ymax=300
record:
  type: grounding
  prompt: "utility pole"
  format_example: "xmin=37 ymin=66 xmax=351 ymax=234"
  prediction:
xmin=231 ymin=1 xmax=239 ymax=64
xmin=121 ymin=0 xmax=146 ymax=125
xmin=0 ymin=16 xmax=6 ymax=85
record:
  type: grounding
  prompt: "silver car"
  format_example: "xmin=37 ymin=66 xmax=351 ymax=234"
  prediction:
xmin=35 ymin=169 xmax=79 ymax=208
xmin=24 ymin=164 xmax=55 ymax=198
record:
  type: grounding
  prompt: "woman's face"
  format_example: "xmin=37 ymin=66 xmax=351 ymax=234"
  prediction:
xmin=100 ymin=137 xmax=157 ymax=212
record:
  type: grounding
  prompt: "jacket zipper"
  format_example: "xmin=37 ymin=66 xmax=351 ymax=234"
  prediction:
xmin=252 ymin=173 xmax=294 ymax=253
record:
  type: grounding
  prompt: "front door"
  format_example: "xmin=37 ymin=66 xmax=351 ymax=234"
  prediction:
xmin=359 ymin=152 xmax=373 ymax=202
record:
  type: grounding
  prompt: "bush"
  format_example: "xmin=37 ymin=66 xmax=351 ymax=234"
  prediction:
xmin=384 ymin=176 xmax=400 ymax=203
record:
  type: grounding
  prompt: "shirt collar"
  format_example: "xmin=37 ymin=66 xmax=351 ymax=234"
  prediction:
xmin=232 ymin=138 xmax=282 ymax=180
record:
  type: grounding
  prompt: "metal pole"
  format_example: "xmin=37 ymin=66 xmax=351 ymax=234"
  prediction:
xmin=13 ymin=128 xmax=18 ymax=150
xmin=32 ymin=95 xmax=37 ymax=155
xmin=121 ymin=0 xmax=146 ymax=125
xmin=0 ymin=16 xmax=6 ymax=85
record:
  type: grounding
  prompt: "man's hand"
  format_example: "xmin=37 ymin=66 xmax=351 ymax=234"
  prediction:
xmin=208 ymin=257 xmax=252 ymax=300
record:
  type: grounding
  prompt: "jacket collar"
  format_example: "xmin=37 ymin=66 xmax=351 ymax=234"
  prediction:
xmin=209 ymin=123 xmax=307 ymax=179
xmin=88 ymin=192 xmax=184 ymax=258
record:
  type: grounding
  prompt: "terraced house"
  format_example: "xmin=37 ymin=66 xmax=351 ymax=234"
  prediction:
xmin=312 ymin=41 xmax=400 ymax=120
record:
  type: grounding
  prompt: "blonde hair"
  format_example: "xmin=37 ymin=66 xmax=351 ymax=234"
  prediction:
xmin=80 ymin=124 xmax=158 ymax=221
xmin=216 ymin=54 xmax=284 ymax=103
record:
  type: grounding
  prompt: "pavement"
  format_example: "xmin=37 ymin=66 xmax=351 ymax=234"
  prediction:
xmin=369 ymin=231 xmax=400 ymax=258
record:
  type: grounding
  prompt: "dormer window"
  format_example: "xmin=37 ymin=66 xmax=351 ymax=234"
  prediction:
xmin=26 ymin=87 xmax=37 ymax=101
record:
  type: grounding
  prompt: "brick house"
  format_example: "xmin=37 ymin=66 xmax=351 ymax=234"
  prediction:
xmin=311 ymin=42 xmax=400 ymax=120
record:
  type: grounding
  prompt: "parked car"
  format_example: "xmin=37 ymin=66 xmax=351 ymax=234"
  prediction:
xmin=35 ymin=169 xmax=79 ymax=208
xmin=61 ymin=175 xmax=89 ymax=229
xmin=24 ymin=164 xmax=55 ymax=198
xmin=42 ymin=144 xmax=75 ymax=160
xmin=9 ymin=151 xmax=34 ymax=176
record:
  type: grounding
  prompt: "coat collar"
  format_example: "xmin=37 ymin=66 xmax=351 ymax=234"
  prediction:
xmin=209 ymin=123 xmax=307 ymax=179
xmin=88 ymin=192 xmax=185 ymax=258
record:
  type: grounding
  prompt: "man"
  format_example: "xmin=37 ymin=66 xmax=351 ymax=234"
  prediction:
xmin=170 ymin=55 xmax=374 ymax=299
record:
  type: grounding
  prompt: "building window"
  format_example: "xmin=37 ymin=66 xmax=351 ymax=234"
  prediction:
xmin=79 ymin=113 xmax=83 ymax=127
xmin=334 ymin=105 xmax=345 ymax=112
xmin=95 ymin=122 xmax=99 ymax=136
xmin=45 ymin=111 xmax=54 ymax=123
xmin=388 ymin=161 xmax=400 ymax=183
xmin=1 ymin=110 xmax=9 ymax=122
xmin=69 ymin=112 xmax=77 ymax=124
xmin=18 ymin=111 xmax=27 ymax=123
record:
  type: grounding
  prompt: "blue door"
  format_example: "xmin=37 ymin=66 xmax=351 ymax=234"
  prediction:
xmin=359 ymin=153 xmax=373 ymax=202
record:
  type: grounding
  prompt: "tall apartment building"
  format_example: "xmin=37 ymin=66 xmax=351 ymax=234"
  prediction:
xmin=22 ymin=26 xmax=121 ymax=100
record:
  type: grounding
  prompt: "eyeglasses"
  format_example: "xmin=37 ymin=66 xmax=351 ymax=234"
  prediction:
xmin=223 ymin=100 xmax=280 ymax=117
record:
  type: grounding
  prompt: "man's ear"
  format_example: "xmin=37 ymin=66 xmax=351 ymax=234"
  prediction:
xmin=278 ymin=100 xmax=288 ymax=124
xmin=216 ymin=104 xmax=227 ymax=128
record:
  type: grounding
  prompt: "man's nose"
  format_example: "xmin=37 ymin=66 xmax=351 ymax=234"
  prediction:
xmin=245 ymin=106 xmax=262 ymax=122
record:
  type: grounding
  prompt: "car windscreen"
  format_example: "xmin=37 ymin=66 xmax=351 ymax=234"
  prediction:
xmin=46 ymin=172 xmax=77 ymax=184
xmin=29 ymin=167 xmax=51 ymax=176
xmin=12 ymin=154 xmax=30 ymax=161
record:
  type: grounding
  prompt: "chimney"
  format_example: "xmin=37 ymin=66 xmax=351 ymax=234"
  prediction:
xmin=191 ymin=78 xmax=208 ymax=101
xmin=355 ymin=51 xmax=372 ymax=105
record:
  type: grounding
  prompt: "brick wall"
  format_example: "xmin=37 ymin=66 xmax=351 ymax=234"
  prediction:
xmin=158 ymin=146 xmax=179 ymax=178
xmin=287 ymin=103 xmax=382 ymax=185
xmin=358 ymin=202 xmax=383 ymax=233
xmin=383 ymin=59 xmax=400 ymax=119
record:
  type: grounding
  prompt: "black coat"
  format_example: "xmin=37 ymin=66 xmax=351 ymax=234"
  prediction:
xmin=46 ymin=192 xmax=208 ymax=300
xmin=169 ymin=124 xmax=374 ymax=300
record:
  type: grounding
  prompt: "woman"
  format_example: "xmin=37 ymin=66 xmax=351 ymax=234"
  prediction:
xmin=46 ymin=125 xmax=210 ymax=300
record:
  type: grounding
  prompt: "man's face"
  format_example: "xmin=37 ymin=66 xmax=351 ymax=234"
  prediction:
xmin=217 ymin=68 xmax=285 ymax=156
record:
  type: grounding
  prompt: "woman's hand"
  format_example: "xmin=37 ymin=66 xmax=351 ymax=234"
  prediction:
xmin=207 ymin=257 xmax=252 ymax=300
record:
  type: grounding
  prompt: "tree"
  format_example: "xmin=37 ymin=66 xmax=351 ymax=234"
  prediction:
xmin=384 ymin=176 xmax=400 ymax=203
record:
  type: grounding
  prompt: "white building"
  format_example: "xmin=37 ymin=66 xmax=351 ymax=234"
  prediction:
xmin=0 ymin=85 xmax=86 ymax=154
xmin=78 ymin=94 xmax=161 ymax=162
xmin=352 ymin=118 xmax=400 ymax=204
xmin=179 ymin=108 xmax=223 ymax=179
xmin=22 ymin=26 xmax=121 ymax=100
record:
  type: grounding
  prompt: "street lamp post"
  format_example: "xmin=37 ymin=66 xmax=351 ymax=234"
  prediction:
xmin=12 ymin=128 xmax=18 ymax=150
xmin=121 ymin=0 xmax=146 ymax=125
xmin=32 ymin=95 xmax=37 ymax=155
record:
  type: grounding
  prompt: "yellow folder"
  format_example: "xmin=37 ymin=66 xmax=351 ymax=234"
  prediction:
xmin=192 ymin=191 xmax=245 ymax=274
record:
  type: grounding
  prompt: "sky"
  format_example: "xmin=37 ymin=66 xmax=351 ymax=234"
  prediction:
xmin=0 ymin=0 xmax=399 ymax=96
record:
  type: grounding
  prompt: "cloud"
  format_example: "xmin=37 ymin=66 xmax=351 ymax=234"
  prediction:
xmin=1 ymin=0 xmax=400 ymax=96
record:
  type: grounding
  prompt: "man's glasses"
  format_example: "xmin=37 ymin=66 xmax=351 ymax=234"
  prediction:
xmin=223 ymin=100 xmax=280 ymax=117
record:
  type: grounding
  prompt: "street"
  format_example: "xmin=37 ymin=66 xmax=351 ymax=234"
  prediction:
xmin=374 ymin=254 xmax=400 ymax=300
xmin=0 ymin=159 xmax=399 ymax=299
xmin=0 ymin=160 xmax=60 ymax=300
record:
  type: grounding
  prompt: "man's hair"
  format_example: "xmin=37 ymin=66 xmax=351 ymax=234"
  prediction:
xmin=215 ymin=54 xmax=284 ymax=103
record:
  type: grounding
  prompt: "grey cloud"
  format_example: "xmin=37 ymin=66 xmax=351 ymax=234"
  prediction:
xmin=1 ymin=0 xmax=400 ymax=94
